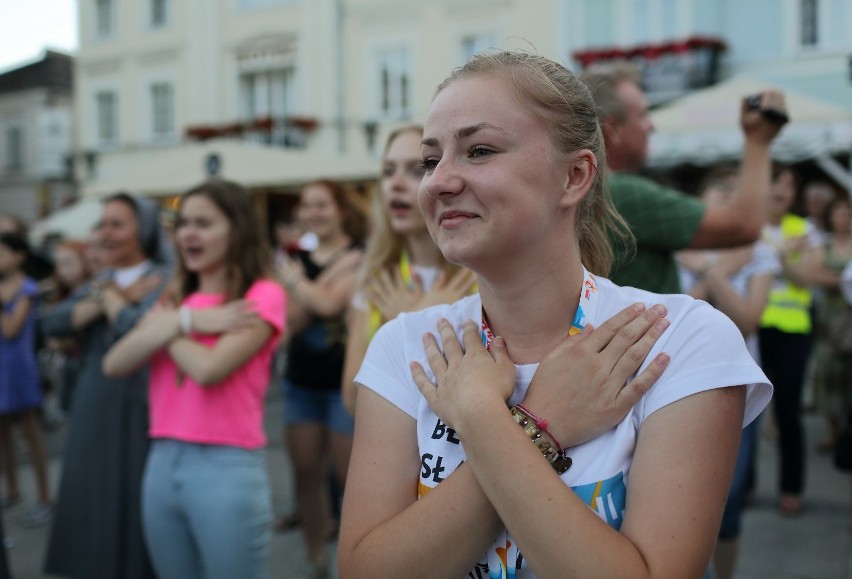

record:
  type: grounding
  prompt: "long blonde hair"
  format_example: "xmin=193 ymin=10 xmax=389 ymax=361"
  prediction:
xmin=435 ymin=51 xmax=633 ymax=276
xmin=357 ymin=125 xmax=466 ymax=293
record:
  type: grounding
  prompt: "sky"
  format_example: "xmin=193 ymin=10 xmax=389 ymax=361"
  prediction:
xmin=0 ymin=0 xmax=78 ymax=73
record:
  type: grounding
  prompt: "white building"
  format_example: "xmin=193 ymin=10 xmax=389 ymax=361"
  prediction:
xmin=72 ymin=0 xmax=851 ymax=206
xmin=0 ymin=51 xmax=75 ymax=223
xmin=72 ymin=0 xmax=561 ymax=208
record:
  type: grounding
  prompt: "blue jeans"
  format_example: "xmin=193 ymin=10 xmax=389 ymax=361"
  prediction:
xmin=718 ymin=417 xmax=760 ymax=540
xmin=142 ymin=439 xmax=272 ymax=579
xmin=282 ymin=380 xmax=355 ymax=435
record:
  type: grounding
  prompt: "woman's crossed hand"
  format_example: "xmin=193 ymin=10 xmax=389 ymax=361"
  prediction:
xmin=410 ymin=303 xmax=671 ymax=446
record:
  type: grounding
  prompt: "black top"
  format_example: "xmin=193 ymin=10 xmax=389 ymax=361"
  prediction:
xmin=285 ymin=242 xmax=360 ymax=390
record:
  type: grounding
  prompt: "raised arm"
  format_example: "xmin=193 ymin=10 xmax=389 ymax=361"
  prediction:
xmin=689 ymin=91 xmax=788 ymax=249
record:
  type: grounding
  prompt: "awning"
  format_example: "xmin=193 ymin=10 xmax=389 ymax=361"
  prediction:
xmin=649 ymin=75 xmax=852 ymax=167
xmin=29 ymin=199 xmax=103 ymax=244
xmin=79 ymin=139 xmax=379 ymax=198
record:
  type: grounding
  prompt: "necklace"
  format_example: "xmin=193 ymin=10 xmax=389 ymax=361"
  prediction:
xmin=480 ymin=268 xmax=599 ymax=348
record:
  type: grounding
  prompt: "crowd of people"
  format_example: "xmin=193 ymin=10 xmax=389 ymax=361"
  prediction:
xmin=0 ymin=52 xmax=847 ymax=579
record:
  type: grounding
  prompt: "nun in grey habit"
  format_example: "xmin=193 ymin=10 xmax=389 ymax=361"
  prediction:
xmin=42 ymin=193 xmax=172 ymax=579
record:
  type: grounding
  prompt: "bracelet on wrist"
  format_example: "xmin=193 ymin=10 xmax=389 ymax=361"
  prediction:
xmin=179 ymin=305 xmax=192 ymax=334
xmin=509 ymin=405 xmax=572 ymax=475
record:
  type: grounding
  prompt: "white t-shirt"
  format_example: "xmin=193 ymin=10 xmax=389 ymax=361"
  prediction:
xmin=678 ymin=242 xmax=780 ymax=362
xmin=113 ymin=260 xmax=152 ymax=289
xmin=355 ymin=274 xmax=771 ymax=579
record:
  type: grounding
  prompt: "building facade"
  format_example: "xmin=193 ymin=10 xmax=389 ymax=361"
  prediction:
xmin=563 ymin=0 xmax=851 ymax=185
xmin=0 ymin=51 xmax=75 ymax=222
xmin=72 ymin=0 xmax=851 ymax=203
xmin=72 ymin=0 xmax=561 ymax=204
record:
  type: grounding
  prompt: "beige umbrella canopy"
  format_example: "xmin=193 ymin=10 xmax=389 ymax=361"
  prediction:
xmin=648 ymin=75 xmax=852 ymax=168
xmin=28 ymin=199 xmax=104 ymax=245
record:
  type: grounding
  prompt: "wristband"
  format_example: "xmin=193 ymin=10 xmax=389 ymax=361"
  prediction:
xmin=179 ymin=306 xmax=192 ymax=335
xmin=510 ymin=405 xmax=572 ymax=475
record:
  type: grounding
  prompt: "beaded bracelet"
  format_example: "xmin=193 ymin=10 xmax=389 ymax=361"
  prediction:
xmin=509 ymin=406 xmax=572 ymax=475
xmin=516 ymin=403 xmax=564 ymax=453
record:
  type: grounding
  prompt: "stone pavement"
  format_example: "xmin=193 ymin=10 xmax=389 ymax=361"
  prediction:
xmin=3 ymin=388 xmax=850 ymax=579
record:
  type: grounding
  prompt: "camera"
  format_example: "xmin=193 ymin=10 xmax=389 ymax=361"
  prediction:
xmin=746 ymin=93 xmax=789 ymax=125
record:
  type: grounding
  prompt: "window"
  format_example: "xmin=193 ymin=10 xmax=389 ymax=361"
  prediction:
xmin=376 ymin=48 xmax=411 ymax=120
xmin=151 ymin=83 xmax=174 ymax=137
xmin=797 ymin=0 xmax=849 ymax=49
xmin=96 ymin=91 xmax=118 ymax=144
xmin=151 ymin=0 xmax=168 ymax=27
xmin=629 ymin=0 xmax=681 ymax=43
xmin=6 ymin=128 xmax=23 ymax=172
xmin=241 ymin=69 xmax=294 ymax=120
xmin=800 ymin=0 xmax=819 ymax=46
xmin=95 ymin=0 xmax=114 ymax=38
xmin=240 ymin=69 xmax=299 ymax=146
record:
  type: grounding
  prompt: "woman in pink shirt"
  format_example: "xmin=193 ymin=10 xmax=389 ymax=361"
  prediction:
xmin=103 ymin=179 xmax=285 ymax=579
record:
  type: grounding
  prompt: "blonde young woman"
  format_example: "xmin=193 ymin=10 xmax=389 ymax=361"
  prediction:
xmin=342 ymin=125 xmax=476 ymax=415
xmin=338 ymin=51 xmax=772 ymax=579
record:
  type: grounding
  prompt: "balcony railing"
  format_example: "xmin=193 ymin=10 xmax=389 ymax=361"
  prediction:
xmin=184 ymin=115 xmax=319 ymax=148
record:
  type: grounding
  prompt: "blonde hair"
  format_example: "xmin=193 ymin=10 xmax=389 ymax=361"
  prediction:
xmin=357 ymin=124 xmax=466 ymax=293
xmin=436 ymin=51 xmax=633 ymax=276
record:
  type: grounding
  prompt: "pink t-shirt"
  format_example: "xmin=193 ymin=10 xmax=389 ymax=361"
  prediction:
xmin=149 ymin=279 xmax=286 ymax=449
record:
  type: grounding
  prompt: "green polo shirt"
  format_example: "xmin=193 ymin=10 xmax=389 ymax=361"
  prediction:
xmin=608 ymin=173 xmax=706 ymax=294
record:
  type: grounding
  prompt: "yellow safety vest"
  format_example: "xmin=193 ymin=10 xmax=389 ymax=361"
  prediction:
xmin=368 ymin=252 xmax=413 ymax=339
xmin=759 ymin=214 xmax=812 ymax=334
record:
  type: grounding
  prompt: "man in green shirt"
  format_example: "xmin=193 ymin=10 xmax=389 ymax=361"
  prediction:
xmin=581 ymin=62 xmax=788 ymax=293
